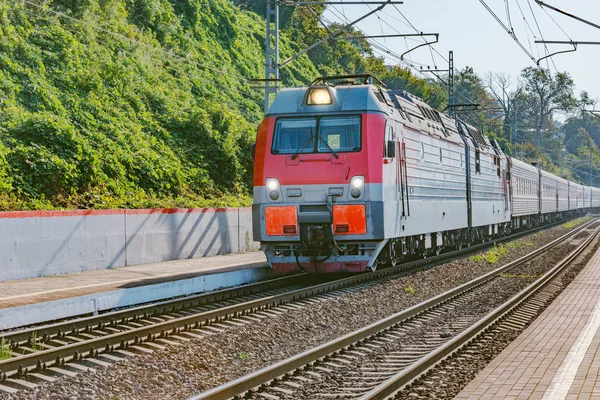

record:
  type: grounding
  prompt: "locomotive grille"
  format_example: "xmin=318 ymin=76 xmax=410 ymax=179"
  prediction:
xmin=283 ymin=225 xmax=298 ymax=235
xmin=335 ymin=224 xmax=350 ymax=233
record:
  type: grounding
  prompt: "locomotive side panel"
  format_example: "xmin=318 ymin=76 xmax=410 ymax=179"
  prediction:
xmin=398 ymin=127 xmax=468 ymax=237
xmin=380 ymin=119 xmax=404 ymax=239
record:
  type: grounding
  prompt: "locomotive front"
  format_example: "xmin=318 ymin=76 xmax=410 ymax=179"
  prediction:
xmin=252 ymin=77 xmax=390 ymax=273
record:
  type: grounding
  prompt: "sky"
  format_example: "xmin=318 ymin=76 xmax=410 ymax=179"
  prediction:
xmin=321 ymin=0 xmax=600 ymax=104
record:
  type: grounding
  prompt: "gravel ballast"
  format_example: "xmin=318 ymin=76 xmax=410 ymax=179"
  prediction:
xmin=247 ymin=223 xmax=592 ymax=399
xmin=2 ymin=217 xmax=592 ymax=400
xmin=392 ymin=230 xmax=600 ymax=400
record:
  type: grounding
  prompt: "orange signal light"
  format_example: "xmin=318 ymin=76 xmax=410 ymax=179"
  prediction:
xmin=333 ymin=205 xmax=367 ymax=235
xmin=265 ymin=206 xmax=298 ymax=236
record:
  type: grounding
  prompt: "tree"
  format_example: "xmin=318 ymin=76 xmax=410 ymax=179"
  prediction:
xmin=520 ymin=67 xmax=577 ymax=149
xmin=452 ymin=67 xmax=497 ymax=135
xmin=485 ymin=72 xmax=527 ymax=149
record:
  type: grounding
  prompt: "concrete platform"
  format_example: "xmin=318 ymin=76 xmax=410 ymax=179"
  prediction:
xmin=0 ymin=252 xmax=270 ymax=331
xmin=456 ymin=246 xmax=600 ymax=399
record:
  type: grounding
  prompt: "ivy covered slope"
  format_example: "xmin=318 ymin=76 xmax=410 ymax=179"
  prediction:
xmin=0 ymin=0 xmax=317 ymax=210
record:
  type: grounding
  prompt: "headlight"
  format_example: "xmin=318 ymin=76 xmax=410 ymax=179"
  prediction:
xmin=307 ymin=87 xmax=332 ymax=105
xmin=266 ymin=178 xmax=280 ymax=191
xmin=266 ymin=178 xmax=281 ymax=201
xmin=349 ymin=176 xmax=364 ymax=199
xmin=351 ymin=176 xmax=364 ymax=189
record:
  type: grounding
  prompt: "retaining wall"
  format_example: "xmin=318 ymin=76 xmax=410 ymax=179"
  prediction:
xmin=0 ymin=208 xmax=259 ymax=282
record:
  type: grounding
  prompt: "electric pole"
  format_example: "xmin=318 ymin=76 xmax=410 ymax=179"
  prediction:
xmin=448 ymin=50 xmax=454 ymax=117
xmin=264 ymin=0 xmax=280 ymax=112
xmin=262 ymin=0 xmax=404 ymax=112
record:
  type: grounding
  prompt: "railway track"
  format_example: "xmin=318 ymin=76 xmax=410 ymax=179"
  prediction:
xmin=0 ymin=216 xmax=591 ymax=394
xmin=189 ymin=217 xmax=600 ymax=400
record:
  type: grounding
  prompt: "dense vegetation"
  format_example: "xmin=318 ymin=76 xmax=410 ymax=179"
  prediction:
xmin=0 ymin=0 xmax=598 ymax=210
xmin=0 ymin=0 xmax=319 ymax=209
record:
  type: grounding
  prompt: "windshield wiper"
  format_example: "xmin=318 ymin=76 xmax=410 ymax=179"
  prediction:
xmin=291 ymin=128 xmax=315 ymax=160
xmin=318 ymin=136 xmax=340 ymax=159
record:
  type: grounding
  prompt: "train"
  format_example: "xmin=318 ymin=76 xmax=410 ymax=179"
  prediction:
xmin=251 ymin=74 xmax=599 ymax=274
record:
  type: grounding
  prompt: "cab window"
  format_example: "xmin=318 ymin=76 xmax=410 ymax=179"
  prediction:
xmin=272 ymin=116 xmax=361 ymax=155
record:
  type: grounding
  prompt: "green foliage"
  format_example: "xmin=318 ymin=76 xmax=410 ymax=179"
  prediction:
xmin=29 ymin=332 xmax=42 ymax=353
xmin=0 ymin=337 xmax=11 ymax=360
xmin=0 ymin=0 xmax=295 ymax=209
xmin=470 ymin=243 xmax=508 ymax=265
xmin=484 ymin=243 xmax=507 ymax=265
xmin=470 ymin=254 xmax=483 ymax=263
xmin=504 ymin=240 xmax=533 ymax=250
xmin=405 ymin=284 xmax=415 ymax=295
xmin=562 ymin=216 xmax=590 ymax=230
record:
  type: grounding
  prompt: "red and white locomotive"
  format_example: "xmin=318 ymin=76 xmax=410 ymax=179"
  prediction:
xmin=252 ymin=74 xmax=597 ymax=274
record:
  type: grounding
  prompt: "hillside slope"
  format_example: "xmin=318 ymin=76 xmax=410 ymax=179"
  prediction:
xmin=0 ymin=0 xmax=318 ymax=210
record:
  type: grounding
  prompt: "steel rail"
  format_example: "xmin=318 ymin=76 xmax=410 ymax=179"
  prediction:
xmin=1 ymin=272 xmax=309 ymax=344
xmin=1 ymin=215 xmax=574 ymax=346
xmin=0 ymin=216 xmax=590 ymax=383
xmin=359 ymin=222 xmax=600 ymax=399
xmin=188 ymin=217 xmax=598 ymax=400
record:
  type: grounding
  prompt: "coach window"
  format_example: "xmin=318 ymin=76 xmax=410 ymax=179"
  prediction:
xmin=475 ymin=150 xmax=481 ymax=174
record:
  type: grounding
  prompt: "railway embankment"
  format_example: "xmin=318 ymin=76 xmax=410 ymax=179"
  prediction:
xmin=3 ymin=217 xmax=590 ymax=400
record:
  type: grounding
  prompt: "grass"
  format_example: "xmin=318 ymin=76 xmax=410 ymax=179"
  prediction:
xmin=405 ymin=284 xmax=416 ymax=295
xmin=0 ymin=338 xmax=12 ymax=360
xmin=468 ymin=215 xmax=589 ymax=267
xmin=238 ymin=352 xmax=249 ymax=361
xmin=471 ymin=244 xmax=507 ymax=265
xmin=470 ymin=254 xmax=484 ymax=263
xmin=483 ymin=243 xmax=508 ymax=264
xmin=29 ymin=332 xmax=42 ymax=353
xmin=562 ymin=216 xmax=591 ymax=230
xmin=471 ymin=239 xmax=534 ymax=265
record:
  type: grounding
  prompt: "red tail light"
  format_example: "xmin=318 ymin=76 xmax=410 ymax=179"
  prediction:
xmin=265 ymin=206 xmax=298 ymax=236
xmin=333 ymin=205 xmax=367 ymax=235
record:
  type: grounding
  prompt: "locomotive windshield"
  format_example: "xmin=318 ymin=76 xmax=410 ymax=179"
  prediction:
xmin=272 ymin=116 xmax=361 ymax=155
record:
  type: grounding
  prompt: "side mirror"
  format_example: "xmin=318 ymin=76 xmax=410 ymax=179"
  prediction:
xmin=250 ymin=143 xmax=256 ymax=161
xmin=386 ymin=140 xmax=396 ymax=158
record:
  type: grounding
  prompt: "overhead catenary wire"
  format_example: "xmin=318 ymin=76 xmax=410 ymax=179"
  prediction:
xmin=526 ymin=0 xmax=557 ymax=72
xmin=477 ymin=0 xmax=537 ymax=63
xmin=540 ymin=5 xmax=573 ymax=41
xmin=505 ymin=0 xmax=514 ymax=32
xmin=514 ymin=0 xmax=539 ymax=58
xmin=348 ymin=2 xmax=496 ymax=113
